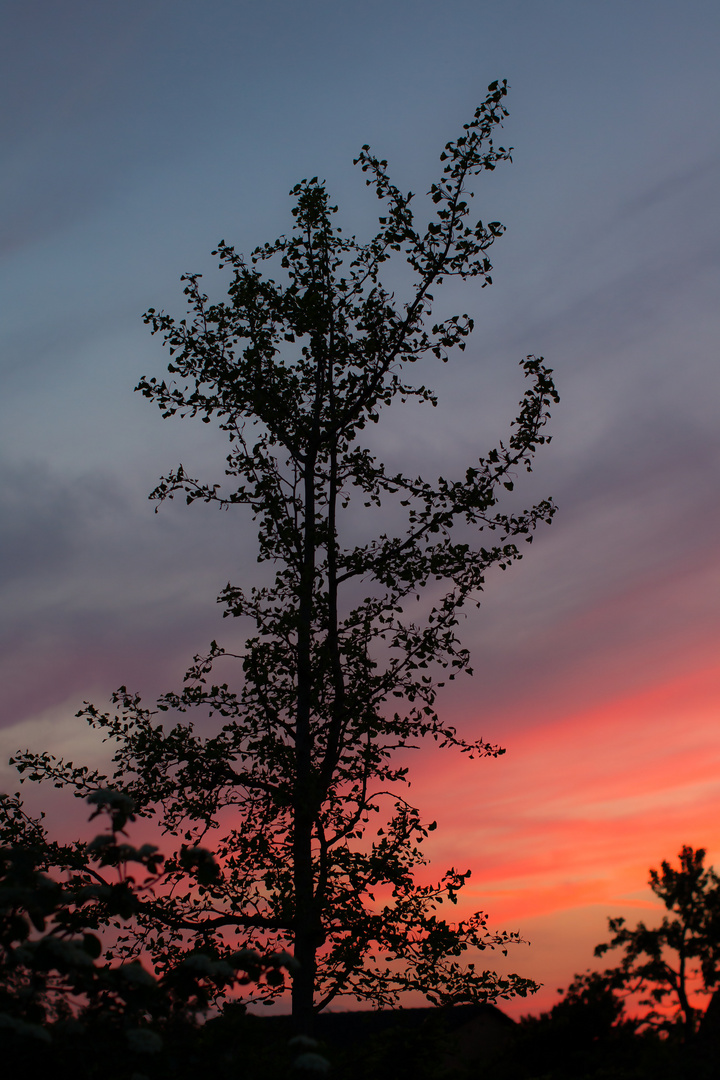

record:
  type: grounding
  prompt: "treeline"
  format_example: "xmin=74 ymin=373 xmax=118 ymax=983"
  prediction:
xmin=2 ymin=798 xmax=719 ymax=1079
xmin=493 ymin=844 xmax=720 ymax=1079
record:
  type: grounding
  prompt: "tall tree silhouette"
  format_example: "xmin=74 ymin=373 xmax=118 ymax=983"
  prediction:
xmin=11 ymin=82 xmax=557 ymax=1033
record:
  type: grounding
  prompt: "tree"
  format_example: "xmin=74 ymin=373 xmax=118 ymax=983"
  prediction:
xmin=493 ymin=971 xmax=645 ymax=1080
xmin=0 ymin=790 xmax=297 ymax=1079
xmin=593 ymin=846 xmax=720 ymax=1040
xmin=10 ymin=81 xmax=558 ymax=1033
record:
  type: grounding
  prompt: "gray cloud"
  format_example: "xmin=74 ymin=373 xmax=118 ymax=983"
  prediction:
xmin=0 ymin=456 xmax=261 ymax=728
xmin=619 ymin=155 xmax=720 ymax=221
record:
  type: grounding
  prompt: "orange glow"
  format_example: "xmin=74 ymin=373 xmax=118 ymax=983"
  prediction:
xmin=403 ymin=662 xmax=720 ymax=1014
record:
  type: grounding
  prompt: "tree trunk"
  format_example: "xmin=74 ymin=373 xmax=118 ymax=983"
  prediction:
xmin=292 ymin=811 xmax=317 ymax=1035
xmin=292 ymin=450 xmax=319 ymax=1034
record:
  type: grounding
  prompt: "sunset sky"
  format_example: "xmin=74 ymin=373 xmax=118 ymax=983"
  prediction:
xmin=2 ymin=0 xmax=719 ymax=1016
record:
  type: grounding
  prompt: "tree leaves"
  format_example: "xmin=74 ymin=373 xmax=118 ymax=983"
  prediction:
xmin=593 ymin=846 xmax=720 ymax=1039
xmin=9 ymin=82 xmax=556 ymax=1024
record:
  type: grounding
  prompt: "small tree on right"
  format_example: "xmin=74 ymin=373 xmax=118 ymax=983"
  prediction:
xmin=594 ymin=845 xmax=720 ymax=1040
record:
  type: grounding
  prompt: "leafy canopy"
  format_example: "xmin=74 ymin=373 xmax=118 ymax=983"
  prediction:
xmin=593 ymin=846 xmax=720 ymax=1038
xmin=9 ymin=81 xmax=557 ymax=1024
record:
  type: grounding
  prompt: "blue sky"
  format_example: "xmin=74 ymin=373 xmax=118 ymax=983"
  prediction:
xmin=2 ymin=0 xmax=719 ymax=1013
